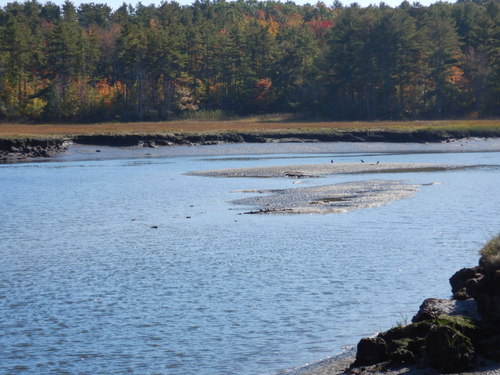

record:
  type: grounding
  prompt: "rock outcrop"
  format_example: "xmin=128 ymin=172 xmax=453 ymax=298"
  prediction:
xmin=352 ymin=235 xmax=500 ymax=373
xmin=0 ymin=138 xmax=69 ymax=161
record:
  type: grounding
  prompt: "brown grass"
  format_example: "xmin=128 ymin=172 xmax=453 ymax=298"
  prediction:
xmin=480 ymin=234 xmax=500 ymax=268
xmin=1 ymin=119 xmax=500 ymax=138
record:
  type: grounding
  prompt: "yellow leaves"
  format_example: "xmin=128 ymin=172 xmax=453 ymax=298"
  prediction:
xmin=23 ymin=98 xmax=46 ymax=119
xmin=149 ymin=17 xmax=159 ymax=30
xmin=267 ymin=17 xmax=279 ymax=37
xmin=95 ymin=78 xmax=121 ymax=106
xmin=285 ymin=13 xmax=304 ymax=28
xmin=251 ymin=12 xmax=280 ymax=37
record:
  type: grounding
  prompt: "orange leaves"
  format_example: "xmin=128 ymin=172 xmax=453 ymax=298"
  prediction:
xmin=267 ymin=17 xmax=279 ymax=37
xmin=285 ymin=13 xmax=304 ymax=28
xmin=251 ymin=12 xmax=280 ymax=36
xmin=446 ymin=66 xmax=464 ymax=85
xmin=95 ymin=78 xmax=122 ymax=106
xmin=255 ymin=78 xmax=272 ymax=103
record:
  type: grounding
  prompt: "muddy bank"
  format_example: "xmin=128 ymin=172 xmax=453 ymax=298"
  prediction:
xmin=1 ymin=127 xmax=499 ymax=161
xmin=70 ymin=128 xmax=500 ymax=146
xmin=0 ymin=138 xmax=69 ymax=161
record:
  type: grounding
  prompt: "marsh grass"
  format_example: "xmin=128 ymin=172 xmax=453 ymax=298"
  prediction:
xmin=0 ymin=119 xmax=499 ymax=139
xmin=177 ymin=109 xmax=232 ymax=121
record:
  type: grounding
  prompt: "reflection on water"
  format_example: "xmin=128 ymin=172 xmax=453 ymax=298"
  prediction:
xmin=0 ymin=143 xmax=499 ymax=375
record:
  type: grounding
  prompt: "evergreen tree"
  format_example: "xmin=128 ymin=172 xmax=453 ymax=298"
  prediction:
xmin=420 ymin=4 xmax=464 ymax=117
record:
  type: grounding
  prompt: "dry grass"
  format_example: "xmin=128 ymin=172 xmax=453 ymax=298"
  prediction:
xmin=480 ymin=234 xmax=500 ymax=267
xmin=1 ymin=118 xmax=499 ymax=139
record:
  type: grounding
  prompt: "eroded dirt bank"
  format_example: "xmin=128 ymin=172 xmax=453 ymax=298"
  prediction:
xmin=2 ymin=128 xmax=500 ymax=162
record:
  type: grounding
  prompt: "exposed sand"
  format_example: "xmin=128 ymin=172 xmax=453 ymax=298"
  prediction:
xmin=188 ymin=162 xmax=467 ymax=179
xmin=232 ymin=180 xmax=419 ymax=214
xmin=188 ymin=162 xmax=464 ymax=214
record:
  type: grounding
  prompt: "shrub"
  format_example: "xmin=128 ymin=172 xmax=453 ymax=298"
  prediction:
xmin=479 ymin=235 xmax=500 ymax=268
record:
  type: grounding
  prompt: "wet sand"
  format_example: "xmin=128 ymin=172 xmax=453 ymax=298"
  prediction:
xmin=189 ymin=162 xmax=464 ymax=214
xmin=232 ymin=180 xmax=419 ymax=214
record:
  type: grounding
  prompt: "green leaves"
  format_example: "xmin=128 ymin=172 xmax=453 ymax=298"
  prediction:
xmin=0 ymin=0 xmax=498 ymax=122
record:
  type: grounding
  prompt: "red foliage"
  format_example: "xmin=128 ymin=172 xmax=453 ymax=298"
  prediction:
xmin=306 ymin=19 xmax=334 ymax=37
xmin=255 ymin=78 xmax=272 ymax=103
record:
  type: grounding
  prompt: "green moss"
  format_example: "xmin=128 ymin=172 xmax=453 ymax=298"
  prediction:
xmin=425 ymin=325 xmax=476 ymax=373
xmin=430 ymin=315 xmax=480 ymax=342
xmin=432 ymin=315 xmax=477 ymax=330
xmin=374 ymin=315 xmax=481 ymax=368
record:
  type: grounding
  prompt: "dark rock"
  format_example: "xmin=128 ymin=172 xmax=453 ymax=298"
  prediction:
xmin=0 ymin=138 xmax=69 ymax=161
xmin=477 ymin=334 xmax=500 ymax=360
xmin=387 ymin=338 xmax=418 ymax=365
xmin=425 ymin=325 xmax=475 ymax=373
xmin=353 ymin=337 xmax=388 ymax=366
xmin=381 ymin=321 xmax=433 ymax=342
xmin=476 ymin=270 xmax=500 ymax=323
xmin=413 ymin=298 xmax=455 ymax=322
xmin=450 ymin=267 xmax=483 ymax=299
xmin=431 ymin=315 xmax=481 ymax=344
xmin=412 ymin=298 xmax=481 ymax=323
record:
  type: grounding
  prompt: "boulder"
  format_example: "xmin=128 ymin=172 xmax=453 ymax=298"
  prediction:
xmin=450 ymin=267 xmax=483 ymax=299
xmin=412 ymin=298 xmax=480 ymax=323
xmin=353 ymin=337 xmax=388 ymax=366
xmin=425 ymin=325 xmax=475 ymax=373
xmin=475 ymin=270 xmax=500 ymax=323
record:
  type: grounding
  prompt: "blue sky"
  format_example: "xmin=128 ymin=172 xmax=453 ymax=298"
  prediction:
xmin=37 ymin=0 xmax=447 ymax=11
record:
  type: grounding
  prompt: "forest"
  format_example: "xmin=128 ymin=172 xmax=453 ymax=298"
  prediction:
xmin=0 ymin=0 xmax=499 ymax=122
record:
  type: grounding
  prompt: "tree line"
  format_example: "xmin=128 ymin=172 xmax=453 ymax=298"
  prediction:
xmin=0 ymin=0 xmax=499 ymax=122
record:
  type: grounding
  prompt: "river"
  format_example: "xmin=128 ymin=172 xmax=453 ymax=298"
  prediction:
xmin=1 ymin=140 xmax=499 ymax=375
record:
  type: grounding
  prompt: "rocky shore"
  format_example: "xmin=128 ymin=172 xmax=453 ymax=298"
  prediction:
xmin=0 ymin=138 xmax=70 ymax=161
xmin=1 ymin=127 xmax=499 ymax=162
xmin=300 ymin=236 xmax=500 ymax=375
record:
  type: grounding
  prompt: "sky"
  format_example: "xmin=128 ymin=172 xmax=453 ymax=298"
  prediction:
xmin=17 ymin=0 xmax=448 ymax=11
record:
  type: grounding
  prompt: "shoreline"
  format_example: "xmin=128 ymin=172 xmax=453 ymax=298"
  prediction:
xmin=2 ymin=127 xmax=500 ymax=162
xmin=294 ymin=353 xmax=500 ymax=375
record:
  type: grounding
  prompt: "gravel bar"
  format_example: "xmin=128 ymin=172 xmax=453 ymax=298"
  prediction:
xmin=232 ymin=180 xmax=419 ymax=214
xmin=188 ymin=162 xmax=466 ymax=178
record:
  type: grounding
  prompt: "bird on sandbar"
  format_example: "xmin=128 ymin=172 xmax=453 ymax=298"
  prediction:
xmin=361 ymin=159 xmax=365 ymax=163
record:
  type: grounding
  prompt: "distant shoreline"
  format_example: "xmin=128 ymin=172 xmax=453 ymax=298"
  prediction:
xmin=1 ymin=120 xmax=500 ymax=162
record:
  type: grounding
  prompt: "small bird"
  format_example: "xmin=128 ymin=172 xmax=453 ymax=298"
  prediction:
xmin=376 ymin=161 xmax=380 ymax=164
xmin=361 ymin=159 xmax=365 ymax=163
xmin=331 ymin=159 xmax=334 ymax=163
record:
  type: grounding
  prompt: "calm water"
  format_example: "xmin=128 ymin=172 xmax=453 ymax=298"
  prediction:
xmin=1 ymin=142 xmax=499 ymax=375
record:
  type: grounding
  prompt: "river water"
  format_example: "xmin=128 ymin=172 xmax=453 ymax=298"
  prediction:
xmin=1 ymin=141 xmax=499 ymax=375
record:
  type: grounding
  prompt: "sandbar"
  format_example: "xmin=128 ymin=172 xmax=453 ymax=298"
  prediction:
xmin=188 ymin=162 xmax=467 ymax=179
xmin=232 ymin=180 xmax=419 ymax=214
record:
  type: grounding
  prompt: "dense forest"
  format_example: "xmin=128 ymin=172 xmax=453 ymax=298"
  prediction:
xmin=0 ymin=0 xmax=499 ymax=122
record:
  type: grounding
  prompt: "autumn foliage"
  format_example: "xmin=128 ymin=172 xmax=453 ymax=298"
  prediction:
xmin=0 ymin=0 xmax=498 ymax=122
